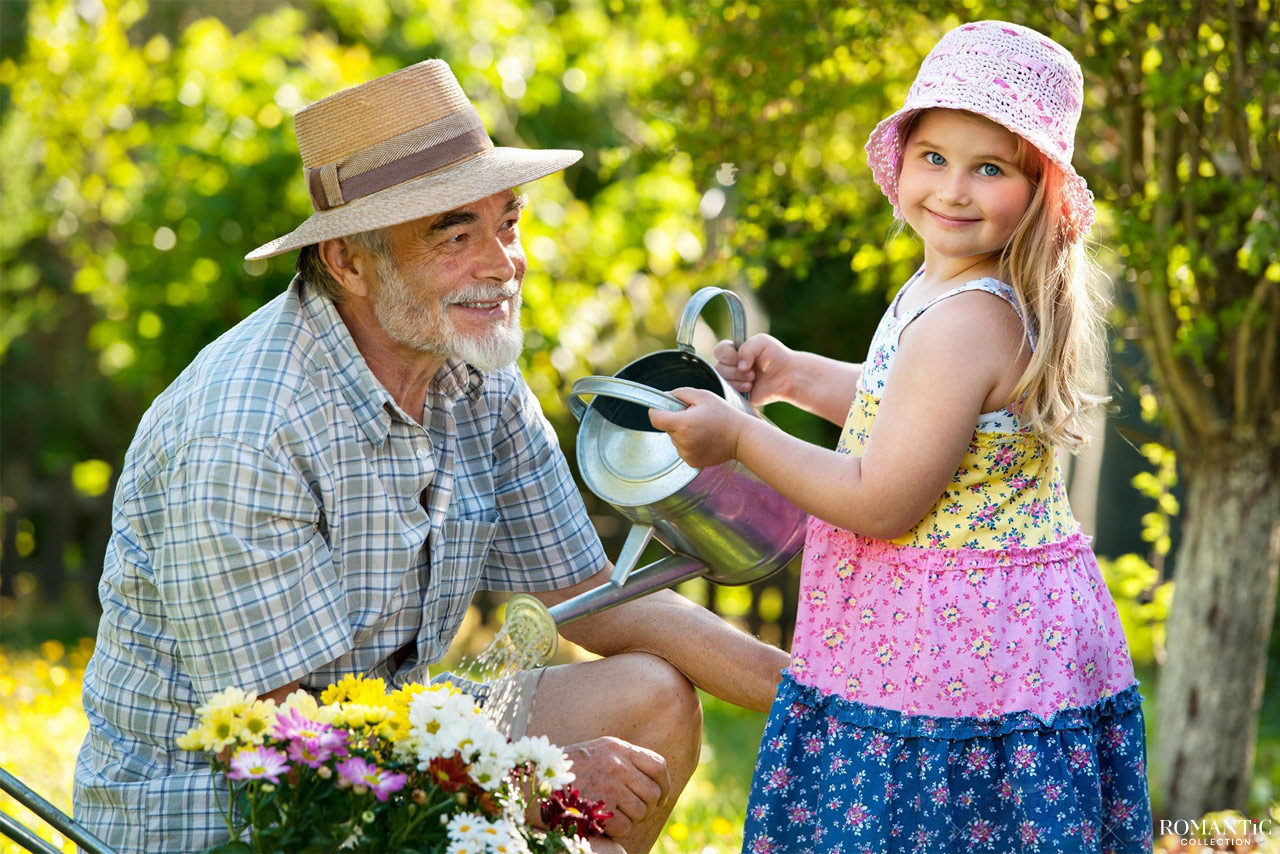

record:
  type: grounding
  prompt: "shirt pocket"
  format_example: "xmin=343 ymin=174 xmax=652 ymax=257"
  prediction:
xmin=430 ymin=518 xmax=498 ymax=649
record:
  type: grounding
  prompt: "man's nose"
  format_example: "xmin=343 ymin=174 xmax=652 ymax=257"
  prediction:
xmin=476 ymin=236 xmax=519 ymax=282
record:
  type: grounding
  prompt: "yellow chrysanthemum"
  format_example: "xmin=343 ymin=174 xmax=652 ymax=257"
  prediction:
xmin=337 ymin=703 xmax=394 ymax=730
xmin=320 ymin=673 xmax=388 ymax=706
xmin=380 ymin=683 xmax=428 ymax=743
xmin=196 ymin=686 xmax=253 ymax=722
xmin=279 ymin=689 xmax=319 ymax=717
xmin=239 ymin=699 xmax=278 ymax=745
xmin=278 ymin=689 xmax=340 ymax=725
xmin=192 ymin=707 xmax=244 ymax=752
xmin=177 ymin=728 xmax=207 ymax=752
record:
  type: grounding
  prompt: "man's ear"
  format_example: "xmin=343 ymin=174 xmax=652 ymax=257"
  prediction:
xmin=318 ymin=237 xmax=373 ymax=298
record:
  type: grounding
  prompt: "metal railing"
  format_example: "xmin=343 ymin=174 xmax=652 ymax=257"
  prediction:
xmin=0 ymin=766 xmax=116 ymax=854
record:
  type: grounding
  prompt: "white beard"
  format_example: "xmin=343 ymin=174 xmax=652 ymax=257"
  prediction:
xmin=371 ymin=260 xmax=524 ymax=373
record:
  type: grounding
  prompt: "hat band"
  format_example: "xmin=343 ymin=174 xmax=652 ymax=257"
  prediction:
xmin=306 ymin=115 xmax=495 ymax=212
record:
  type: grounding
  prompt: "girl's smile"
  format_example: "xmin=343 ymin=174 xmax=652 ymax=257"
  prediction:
xmin=924 ymin=209 xmax=982 ymax=227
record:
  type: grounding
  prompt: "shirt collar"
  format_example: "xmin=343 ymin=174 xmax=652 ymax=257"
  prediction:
xmin=295 ymin=276 xmax=395 ymax=447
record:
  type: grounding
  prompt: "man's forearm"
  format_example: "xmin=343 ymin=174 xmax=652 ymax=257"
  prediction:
xmin=555 ymin=588 xmax=788 ymax=713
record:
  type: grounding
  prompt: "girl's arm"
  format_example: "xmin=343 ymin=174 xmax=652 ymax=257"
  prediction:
xmin=714 ymin=334 xmax=862 ymax=425
xmin=654 ymin=293 xmax=1027 ymax=539
xmin=781 ymin=350 xmax=864 ymax=424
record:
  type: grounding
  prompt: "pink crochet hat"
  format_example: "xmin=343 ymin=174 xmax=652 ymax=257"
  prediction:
xmin=865 ymin=20 xmax=1095 ymax=241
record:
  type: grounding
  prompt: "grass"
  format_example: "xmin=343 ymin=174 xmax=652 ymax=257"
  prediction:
xmin=655 ymin=692 xmax=764 ymax=854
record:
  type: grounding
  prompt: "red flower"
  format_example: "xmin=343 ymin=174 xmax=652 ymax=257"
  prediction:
xmin=541 ymin=787 xmax=612 ymax=837
xmin=426 ymin=754 xmax=472 ymax=792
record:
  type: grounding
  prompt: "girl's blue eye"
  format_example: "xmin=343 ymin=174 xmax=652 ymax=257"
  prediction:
xmin=979 ymin=163 xmax=1002 ymax=177
xmin=925 ymin=152 xmax=946 ymax=166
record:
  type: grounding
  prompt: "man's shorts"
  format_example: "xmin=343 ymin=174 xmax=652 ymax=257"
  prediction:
xmin=430 ymin=668 xmax=544 ymax=740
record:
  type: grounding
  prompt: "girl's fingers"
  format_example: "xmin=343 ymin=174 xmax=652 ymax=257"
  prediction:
xmin=712 ymin=340 xmax=739 ymax=363
xmin=648 ymin=407 xmax=677 ymax=432
xmin=735 ymin=334 xmax=771 ymax=369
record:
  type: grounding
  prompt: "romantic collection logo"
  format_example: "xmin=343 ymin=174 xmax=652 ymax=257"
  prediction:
xmin=1158 ymin=817 xmax=1275 ymax=849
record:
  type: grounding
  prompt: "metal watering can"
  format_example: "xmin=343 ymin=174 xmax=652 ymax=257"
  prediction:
xmin=504 ymin=287 xmax=809 ymax=663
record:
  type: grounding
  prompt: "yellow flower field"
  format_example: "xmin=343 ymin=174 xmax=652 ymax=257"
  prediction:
xmin=1 ymin=639 xmax=92 ymax=854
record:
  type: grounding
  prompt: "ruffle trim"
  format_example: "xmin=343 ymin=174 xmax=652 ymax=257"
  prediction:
xmin=808 ymin=517 xmax=1094 ymax=571
xmin=779 ymin=671 xmax=1144 ymax=740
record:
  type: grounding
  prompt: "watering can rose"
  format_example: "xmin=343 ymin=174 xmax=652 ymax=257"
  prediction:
xmin=179 ymin=676 xmax=607 ymax=853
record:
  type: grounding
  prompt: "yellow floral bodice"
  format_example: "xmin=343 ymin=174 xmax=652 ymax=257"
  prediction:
xmin=837 ymin=387 xmax=1077 ymax=550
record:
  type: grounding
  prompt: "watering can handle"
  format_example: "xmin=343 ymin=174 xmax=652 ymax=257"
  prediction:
xmin=567 ymin=376 xmax=688 ymax=422
xmin=676 ymin=287 xmax=748 ymax=354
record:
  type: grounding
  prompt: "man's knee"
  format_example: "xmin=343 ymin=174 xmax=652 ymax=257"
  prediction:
xmin=620 ymin=653 xmax=702 ymax=747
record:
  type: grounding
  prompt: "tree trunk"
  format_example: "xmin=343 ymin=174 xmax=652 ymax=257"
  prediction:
xmin=1157 ymin=439 xmax=1280 ymax=818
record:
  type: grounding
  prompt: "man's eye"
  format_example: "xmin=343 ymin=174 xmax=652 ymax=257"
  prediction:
xmin=979 ymin=163 xmax=1002 ymax=177
xmin=447 ymin=233 xmax=468 ymax=244
xmin=925 ymin=152 xmax=946 ymax=166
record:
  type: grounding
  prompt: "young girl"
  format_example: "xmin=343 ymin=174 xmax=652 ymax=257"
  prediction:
xmin=649 ymin=20 xmax=1152 ymax=854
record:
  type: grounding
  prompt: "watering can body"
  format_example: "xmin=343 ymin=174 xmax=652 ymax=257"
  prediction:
xmin=543 ymin=287 xmax=810 ymax=628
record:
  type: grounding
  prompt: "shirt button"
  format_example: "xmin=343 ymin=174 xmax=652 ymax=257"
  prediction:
xmin=416 ymin=448 xmax=430 ymax=461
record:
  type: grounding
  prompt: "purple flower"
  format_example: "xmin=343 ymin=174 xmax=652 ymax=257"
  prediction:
xmin=287 ymin=732 xmax=348 ymax=769
xmin=228 ymin=746 xmax=289 ymax=784
xmin=335 ymin=756 xmax=409 ymax=802
xmin=271 ymin=707 xmax=333 ymax=742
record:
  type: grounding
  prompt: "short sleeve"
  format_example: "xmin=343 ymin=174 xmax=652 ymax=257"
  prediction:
xmin=154 ymin=437 xmax=351 ymax=699
xmin=482 ymin=379 xmax=606 ymax=591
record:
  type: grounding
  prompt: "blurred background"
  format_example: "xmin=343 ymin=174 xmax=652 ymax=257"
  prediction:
xmin=2 ymin=0 xmax=1277 ymax=851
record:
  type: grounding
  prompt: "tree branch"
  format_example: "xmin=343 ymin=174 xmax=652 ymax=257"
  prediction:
xmin=1130 ymin=277 xmax=1191 ymax=449
xmin=1147 ymin=90 xmax=1217 ymax=439
xmin=1255 ymin=283 xmax=1280 ymax=430
xmin=1233 ymin=275 xmax=1273 ymax=434
xmin=1225 ymin=0 xmax=1256 ymax=179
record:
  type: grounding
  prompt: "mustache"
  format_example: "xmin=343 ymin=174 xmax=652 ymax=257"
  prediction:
xmin=444 ymin=283 xmax=521 ymax=305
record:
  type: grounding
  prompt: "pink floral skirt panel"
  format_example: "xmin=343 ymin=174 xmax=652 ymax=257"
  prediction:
xmin=789 ymin=517 xmax=1135 ymax=722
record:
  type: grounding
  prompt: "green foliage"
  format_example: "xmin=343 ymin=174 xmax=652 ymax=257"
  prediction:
xmin=1098 ymin=552 xmax=1173 ymax=669
xmin=1131 ymin=441 xmax=1179 ymax=559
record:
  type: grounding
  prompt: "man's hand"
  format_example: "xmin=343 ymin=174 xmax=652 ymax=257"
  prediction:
xmin=564 ymin=737 xmax=670 ymax=840
xmin=647 ymin=388 xmax=752 ymax=468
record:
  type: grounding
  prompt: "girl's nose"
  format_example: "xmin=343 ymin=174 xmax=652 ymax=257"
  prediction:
xmin=936 ymin=172 xmax=971 ymax=206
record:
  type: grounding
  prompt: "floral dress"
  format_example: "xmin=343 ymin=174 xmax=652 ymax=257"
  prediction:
xmin=742 ymin=273 xmax=1153 ymax=854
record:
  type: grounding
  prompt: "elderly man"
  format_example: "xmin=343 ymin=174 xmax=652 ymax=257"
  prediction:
xmin=73 ymin=59 xmax=787 ymax=853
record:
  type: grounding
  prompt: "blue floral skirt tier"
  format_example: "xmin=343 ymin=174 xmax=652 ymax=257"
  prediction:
xmin=742 ymin=673 xmax=1153 ymax=854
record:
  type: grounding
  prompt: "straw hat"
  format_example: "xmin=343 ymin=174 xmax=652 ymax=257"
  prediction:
xmin=865 ymin=21 xmax=1095 ymax=242
xmin=246 ymin=60 xmax=581 ymax=260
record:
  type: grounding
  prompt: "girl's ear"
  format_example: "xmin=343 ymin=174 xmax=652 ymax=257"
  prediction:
xmin=318 ymin=238 xmax=373 ymax=299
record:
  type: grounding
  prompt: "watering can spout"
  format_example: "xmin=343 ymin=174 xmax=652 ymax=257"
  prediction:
xmin=549 ymin=552 xmax=707 ymax=626
xmin=503 ymin=553 xmax=708 ymax=667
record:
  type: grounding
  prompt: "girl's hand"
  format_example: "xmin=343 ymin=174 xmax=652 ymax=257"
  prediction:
xmin=647 ymin=389 xmax=751 ymax=468
xmin=713 ymin=334 xmax=794 ymax=407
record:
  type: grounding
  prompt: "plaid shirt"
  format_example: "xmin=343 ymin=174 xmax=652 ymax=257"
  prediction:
xmin=73 ymin=278 xmax=605 ymax=853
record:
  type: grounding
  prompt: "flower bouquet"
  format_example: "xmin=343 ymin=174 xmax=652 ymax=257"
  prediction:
xmin=178 ymin=675 xmax=610 ymax=853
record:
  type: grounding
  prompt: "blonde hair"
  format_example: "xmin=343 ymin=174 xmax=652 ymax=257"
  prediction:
xmin=899 ymin=109 xmax=1110 ymax=453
